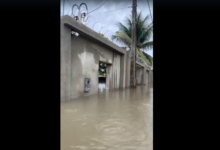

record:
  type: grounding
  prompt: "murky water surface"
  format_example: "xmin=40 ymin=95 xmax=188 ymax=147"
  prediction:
xmin=61 ymin=86 xmax=153 ymax=150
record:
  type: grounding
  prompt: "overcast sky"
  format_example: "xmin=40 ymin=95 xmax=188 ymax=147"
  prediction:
xmin=61 ymin=0 xmax=153 ymax=57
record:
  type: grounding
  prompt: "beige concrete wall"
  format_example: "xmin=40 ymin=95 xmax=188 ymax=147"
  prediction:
xmin=60 ymin=21 xmax=72 ymax=102
xmin=136 ymin=67 xmax=143 ymax=85
xmin=61 ymin=16 xmax=127 ymax=101
xmin=119 ymin=54 xmax=126 ymax=88
xmin=70 ymin=36 xmax=122 ymax=100
xmin=149 ymin=70 xmax=153 ymax=87
xmin=111 ymin=52 xmax=121 ymax=89
xmin=145 ymin=70 xmax=149 ymax=85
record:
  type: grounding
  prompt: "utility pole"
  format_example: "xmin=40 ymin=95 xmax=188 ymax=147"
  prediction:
xmin=63 ymin=0 xmax=65 ymax=16
xmin=130 ymin=0 xmax=137 ymax=88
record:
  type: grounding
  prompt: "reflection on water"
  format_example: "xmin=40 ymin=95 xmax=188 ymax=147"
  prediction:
xmin=98 ymin=83 xmax=106 ymax=91
xmin=61 ymin=86 xmax=153 ymax=150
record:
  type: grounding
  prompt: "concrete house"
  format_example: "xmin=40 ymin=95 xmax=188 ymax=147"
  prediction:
xmin=61 ymin=15 xmax=151 ymax=102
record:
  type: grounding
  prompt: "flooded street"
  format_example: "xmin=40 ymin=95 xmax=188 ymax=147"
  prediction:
xmin=61 ymin=86 xmax=153 ymax=150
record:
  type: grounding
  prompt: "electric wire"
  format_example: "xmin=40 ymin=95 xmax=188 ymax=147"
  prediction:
xmin=91 ymin=6 xmax=131 ymax=16
xmin=147 ymin=0 xmax=153 ymax=22
xmin=88 ymin=0 xmax=109 ymax=14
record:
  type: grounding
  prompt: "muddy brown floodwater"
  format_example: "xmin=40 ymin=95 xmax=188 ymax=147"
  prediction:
xmin=61 ymin=86 xmax=153 ymax=150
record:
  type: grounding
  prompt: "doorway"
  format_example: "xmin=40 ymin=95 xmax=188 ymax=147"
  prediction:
xmin=98 ymin=62 xmax=107 ymax=91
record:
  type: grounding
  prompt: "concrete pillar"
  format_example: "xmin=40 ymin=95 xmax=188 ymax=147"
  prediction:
xmin=149 ymin=70 xmax=153 ymax=87
xmin=146 ymin=70 xmax=149 ymax=86
xmin=142 ymin=67 xmax=146 ymax=85
xmin=61 ymin=22 xmax=72 ymax=102
xmin=106 ymin=65 xmax=111 ymax=90
xmin=136 ymin=67 xmax=142 ymax=85
xmin=120 ymin=54 xmax=126 ymax=88
xmin=109 ymin=65 xmax=113 ymax=90
xmin=125 ymin=57 xmax=131 ymax=87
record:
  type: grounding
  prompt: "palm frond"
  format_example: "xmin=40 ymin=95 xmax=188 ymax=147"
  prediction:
xmin=114 ymin=12 xmax=153 ymax=58
xmin=142 ymin=50 xmax=153 ymax=65
xmin=124 ymin=17 xmax=132 ymax=37
xmin=127 ymin=48 xmax=152 ymax=66
xmin=136 ymin=14 xmax=150 ymax=39
xmin=138 ymin=25 xmax=153 ymax=44
xmin=141 ymin=41 xmax=153 ymax=50
xmin=115 ymin=22 xmax=131 ymax=37
xmin=137 ymin=48 xmax=152 ymax=66
xmin=111 ymin=31 xmax=132 ymax=47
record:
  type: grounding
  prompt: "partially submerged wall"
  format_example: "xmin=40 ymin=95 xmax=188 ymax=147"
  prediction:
xmin=61 ymin=19 xmax=71 ymax=102
xmin=60 ymin=15 xmax=152 ymax=101
xmin=145 ymin=70 xmax=149 ymax=85
xmin=136 ymin=67 xmax=143 ymax=85
xmin=61 ymin=16 xmax=126 ymax=101
xmin=149 ymin=70 xmax=153 ymax=87
xmin=70 ymin=36 xmax=122 ymax=99
xmin=136 ymin=66 xmax=151 ymax=86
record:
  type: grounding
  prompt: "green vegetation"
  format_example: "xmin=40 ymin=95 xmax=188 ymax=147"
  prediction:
xmin=111 ymin=12 xmax=153 ymax=66
xmin=99 ymin=33 xmax=109 ymax=40
xmin=98 ymin=62 xmax=106 ymax=77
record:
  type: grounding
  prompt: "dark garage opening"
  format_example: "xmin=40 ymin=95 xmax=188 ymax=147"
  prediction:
xmin=98 ymin=62 xmax=107 ymax=91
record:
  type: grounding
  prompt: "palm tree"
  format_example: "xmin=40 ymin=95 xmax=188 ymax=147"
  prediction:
xmin=111 ymin=11 xmax=153 ymax=66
